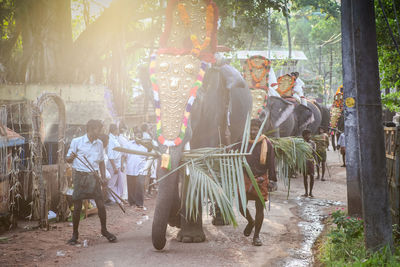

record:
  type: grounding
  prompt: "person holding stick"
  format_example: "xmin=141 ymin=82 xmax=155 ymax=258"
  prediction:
xmin=66 ymin=120 xmax=117 ymax=245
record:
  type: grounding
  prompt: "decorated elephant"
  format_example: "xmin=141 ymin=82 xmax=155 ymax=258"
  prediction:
xmin=138 ymin=0 xmax=252 ymax=250
xmin=242 ymin=56 xmax=295 ymax=136
xmin=258 ymin=95 xmax=321 ymax=137
xmin=315 ymin=102 xmax=331 ymax=132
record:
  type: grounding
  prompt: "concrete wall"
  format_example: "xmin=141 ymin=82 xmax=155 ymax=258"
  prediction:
xmin=0 ymin=84 xmax=113 ymax=126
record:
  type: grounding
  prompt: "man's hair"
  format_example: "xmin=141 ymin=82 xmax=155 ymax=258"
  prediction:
xmin=291 ymin=72 xmax=299 ymax=78
xmin=251 ymin=119 xmax=262 ymax=129
xmin=109 ymin=123 xmax=118 ymax=134
xmin=87 ymin=119 xmax=102 ymax=132
xmin=119 ymin=121 xmax=127 ymax=132
xmin=141 ymin=123 xmax=148 ymax=132
xmin=302 ymin=129 xmax=311 ymax=137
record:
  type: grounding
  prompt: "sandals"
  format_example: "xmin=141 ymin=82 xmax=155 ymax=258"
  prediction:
xmin=102 ymin=230 xmax=117 ymax=243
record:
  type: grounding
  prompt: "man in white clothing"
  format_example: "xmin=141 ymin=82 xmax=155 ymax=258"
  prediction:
xmin=118 ymin=123 xmax=129 ymax=200
xmin=125 ymin=136 xmax=148 ymax=208
xmin=107 ymin=124 xmax=123 ymax=202
xmin=66 ymin=120 xmax=116 ymax=244
xmin=267 ymin=67 xmax=282 ymax=98
xmin=291 ymin=72 xmax=308 ymax=106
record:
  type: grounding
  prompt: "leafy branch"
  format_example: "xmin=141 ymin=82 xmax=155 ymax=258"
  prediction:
xmin=382 ymin=91 xmax=400 ymax=112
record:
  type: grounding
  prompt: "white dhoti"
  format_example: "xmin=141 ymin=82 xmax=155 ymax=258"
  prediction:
xmin=120 ymin=169 xmax=128 ymax=200
xmin=107 ymin=168 xmax=124 ymax=203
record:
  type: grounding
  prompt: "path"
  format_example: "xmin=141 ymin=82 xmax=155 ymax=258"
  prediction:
xmin=0 ymin=149 xmax=347 ymax=266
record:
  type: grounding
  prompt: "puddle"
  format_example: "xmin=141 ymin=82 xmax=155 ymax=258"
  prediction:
xmin=281 ymin=197 xmax=343 ymax=267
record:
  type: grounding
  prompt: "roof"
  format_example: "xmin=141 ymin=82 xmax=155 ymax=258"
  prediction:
xmin=223 ymin=50 xmax=308 ymax=61
xmin=0 ymin=127 xmax=25 ymax=146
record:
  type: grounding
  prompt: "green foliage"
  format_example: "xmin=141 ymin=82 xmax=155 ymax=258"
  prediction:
xmin=375 ymin=0 xmax=400 ymax=91
xmin=382 ymin=91 xmax=400 ymax=112
xmin=292 ymin=0 xmax=340 ymax=18
xmin=319 ymin=210 xmax=400 ymax=266
xmin=269 ymin=137 xmax=313 ymax=187
xmin=213 ymin=0 xmax=286 ymax=49
xmin=181 ymin=115 xmax=264 ymax=225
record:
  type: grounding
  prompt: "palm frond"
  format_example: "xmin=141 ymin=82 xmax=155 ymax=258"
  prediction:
xmin=269 ymin=137 xmax=313 ymax=187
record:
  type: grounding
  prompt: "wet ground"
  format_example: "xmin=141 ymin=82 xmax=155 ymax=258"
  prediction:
xmin=0 ymin=148 xmax=347 ymax=266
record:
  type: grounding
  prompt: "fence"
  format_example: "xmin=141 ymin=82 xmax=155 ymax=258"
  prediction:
xmin=384 ymin=126 xmax=400 ymax=225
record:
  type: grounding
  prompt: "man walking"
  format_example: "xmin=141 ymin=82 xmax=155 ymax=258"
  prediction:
xmin=66 ymin=120 xmax=116 ymax=244
xmin=314 ymin=127 xmax=329 ymax=181
xmin=125 ymin=133 xmax=148 ymax=208
xmin=337 ymin=133 xmax=346 ymax=167
xmin=107 ymin=124 xmax=124 ymax=201
xmin=302 ymin=129 xmax=316 ymax=197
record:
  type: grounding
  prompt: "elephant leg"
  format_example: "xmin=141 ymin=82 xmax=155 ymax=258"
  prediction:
xmin=252 ymin=199 xmax=264 ymax=246
xmin=152 ymin=166 xmax=180 ymax=250
xmin=177 ymin=178 xmax=205 ymax=243
xmin=177 ymin=206 xmax=205 ymax=243
xmin=239 ymin=200 xmax=254 ymax=237
xmin=212 ymin=205 xmax=230 ymax=226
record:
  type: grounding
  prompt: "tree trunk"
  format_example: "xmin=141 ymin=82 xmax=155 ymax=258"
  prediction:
xmin=16 ymin=0 xmax=72 ymax=83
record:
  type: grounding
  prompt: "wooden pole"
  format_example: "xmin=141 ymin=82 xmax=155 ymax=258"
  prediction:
xmin=342 ymin=0 xmax=392 ymax=251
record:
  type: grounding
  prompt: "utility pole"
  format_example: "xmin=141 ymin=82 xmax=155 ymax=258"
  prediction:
xmin=341 ymin=0 xmax=392 ymax=251
xmin=267 ymin=8 xmax=272 ymax=59
xmin=329 ymin=47 xmax=333 ymax=104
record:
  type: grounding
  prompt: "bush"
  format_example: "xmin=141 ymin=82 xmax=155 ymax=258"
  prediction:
xmin=318 ymin=209 xmax=400 ymax=267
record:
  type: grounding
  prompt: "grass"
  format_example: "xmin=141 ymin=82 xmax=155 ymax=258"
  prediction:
xmin=317 ymin=209 xmax=400 ymax=266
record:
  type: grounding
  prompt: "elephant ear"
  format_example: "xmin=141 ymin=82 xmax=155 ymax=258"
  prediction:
xmin=295 ymin=104 xmax=314 ymax=129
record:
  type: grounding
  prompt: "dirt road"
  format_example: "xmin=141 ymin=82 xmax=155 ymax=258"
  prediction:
xmin=0 ymin=149 xmax=347 ymax=266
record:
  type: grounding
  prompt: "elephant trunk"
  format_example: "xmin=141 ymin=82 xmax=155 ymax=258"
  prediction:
xmin=152 ymin=147 xmax=182 ymax=250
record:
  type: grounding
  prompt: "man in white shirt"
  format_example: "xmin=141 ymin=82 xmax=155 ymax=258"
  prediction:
xmin=107 ymin=124 xmax=123 ymax=202
xmin=141 ymin=123 xmax=152 ymax=140
xmin=291 ymin=72 xmax=308 ymax=106
xmin=125 ymin=136 xmax=148 ymax=208
xmin=66 ymin=120 xmax=116 ymax=245
xmin=118 ymin=123 xmax=129 ymax=201
xmin=267 ymin=67 xmax=282 ymax=98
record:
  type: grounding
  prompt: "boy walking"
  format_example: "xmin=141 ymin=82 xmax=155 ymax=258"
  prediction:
xmin=302 ymin=129 xmax=316 ymax=197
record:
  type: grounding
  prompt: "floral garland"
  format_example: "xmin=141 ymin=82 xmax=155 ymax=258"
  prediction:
xmin=247 ymin=57 xmax=271 ymax=88
xmin=276 ymin=75 xmax=295 ymax=96
xmin=333 ymin=85 xmax=344 ymax=110
xmin=178 ymin=3 xmax=191 ymax=27
xmin=149 ymin=54 xmax=207 ymax=147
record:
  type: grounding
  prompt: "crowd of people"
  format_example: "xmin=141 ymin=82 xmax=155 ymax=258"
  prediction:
xmin=65 ymin=119 xmax=157 ymax=245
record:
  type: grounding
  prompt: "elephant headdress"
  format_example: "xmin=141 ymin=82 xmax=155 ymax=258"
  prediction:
xmin=149 ymin=0 xmax=219 ymax=147
xmin=243 ymin=55 xmax=271 ymax=118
